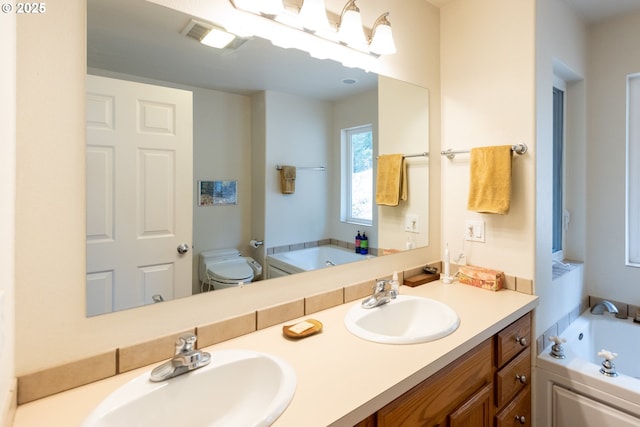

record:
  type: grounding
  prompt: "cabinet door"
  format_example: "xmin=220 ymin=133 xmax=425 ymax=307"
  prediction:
xmin=449 ymin=383 xmax=493 ymax=427
xmin=553 ymin=386 xmax=640 ymax=427
xmin=377 ymin=339 xmax=493 ymax=426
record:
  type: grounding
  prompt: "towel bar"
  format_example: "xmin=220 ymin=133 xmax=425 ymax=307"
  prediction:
xmin=275 ymin=165 xmax=326 ymax=171
xmin=440 ymin=143 xmax=527 ymax=160
xmin=376 ymin=152 xmax=429 ymax=159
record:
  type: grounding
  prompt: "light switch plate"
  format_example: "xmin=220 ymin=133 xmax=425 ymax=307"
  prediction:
xmin=465 ymin=220 xmax=485 ymax=242
xmin=405 ymin=214 xmax=420 ymax=233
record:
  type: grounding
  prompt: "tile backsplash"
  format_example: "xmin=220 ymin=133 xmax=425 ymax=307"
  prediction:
xmin=16 ymin=265 xmax=534 ymax=405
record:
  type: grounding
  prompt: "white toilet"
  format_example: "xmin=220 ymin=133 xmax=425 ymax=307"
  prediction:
xmin=198 ymin=248 xmax=262 ymax=291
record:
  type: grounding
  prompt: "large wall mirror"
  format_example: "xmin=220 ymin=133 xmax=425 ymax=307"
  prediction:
xmin=86 ymin=0 xmax=430 ymax=316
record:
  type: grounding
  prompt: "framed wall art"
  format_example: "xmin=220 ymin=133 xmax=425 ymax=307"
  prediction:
xmin=198 ymin=180 xmax=238 ymax=206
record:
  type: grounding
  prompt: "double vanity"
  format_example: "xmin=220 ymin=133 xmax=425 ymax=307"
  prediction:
xmin=13 ymin=281 xmax=537 ymax=427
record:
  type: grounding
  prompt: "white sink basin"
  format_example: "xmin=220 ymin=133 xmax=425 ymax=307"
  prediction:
xmin=344 ymin=295 xmax=460 ymax=344
xmin=80 ymin=350 xmax=296 ymax=427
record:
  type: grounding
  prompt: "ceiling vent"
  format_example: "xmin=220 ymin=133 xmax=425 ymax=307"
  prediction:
xmin=181 ymin=19 xmax=247 ymax=50
xmin=182 ymin=19 xmax=212 ymax=42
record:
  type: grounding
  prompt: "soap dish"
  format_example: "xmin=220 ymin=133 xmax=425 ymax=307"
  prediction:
xmin=283 ymin=319 xmax=323 ymax=339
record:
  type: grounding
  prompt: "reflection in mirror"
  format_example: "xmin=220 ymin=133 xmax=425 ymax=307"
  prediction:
xmin=86 ymin=0 xmax=429 ymax=316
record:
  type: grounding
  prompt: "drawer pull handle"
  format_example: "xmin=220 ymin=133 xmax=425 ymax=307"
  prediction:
xmin=515 ymin=336 xmax=527 ymax=346
xmin=516 ymin=374 xmax=527 ymax=384
xmin=515 ymin=415 xmax=526 ymax=424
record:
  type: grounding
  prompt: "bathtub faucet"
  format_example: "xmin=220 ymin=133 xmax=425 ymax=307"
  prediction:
xmin=149 ymin=333 xmax=211 ymax=382
xmin=590 ymin=300 xmax=619 ymax=315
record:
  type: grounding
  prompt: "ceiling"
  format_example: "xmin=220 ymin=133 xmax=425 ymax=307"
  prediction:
xmin=560 ymin=0 xmax=640 ymax=23
xmin=89 ymin=0 xmax=640 ymax=98
xmin=87 ymin=0 xmax=378 ymax=101
xmin=427 ymin=0 xmax=640 ymax=24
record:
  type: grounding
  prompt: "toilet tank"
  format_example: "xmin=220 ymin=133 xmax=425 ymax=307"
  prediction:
xmin=199 ymin=248 xmax=241 ymax=261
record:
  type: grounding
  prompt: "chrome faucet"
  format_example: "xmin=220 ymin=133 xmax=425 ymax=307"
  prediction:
xmin=590 ymin=300 xmax=619 ymax=315
xmin=149 ymin=333 xmax=211 ymax=382
xmin=361 ymin=279 xmax=397 ymax=309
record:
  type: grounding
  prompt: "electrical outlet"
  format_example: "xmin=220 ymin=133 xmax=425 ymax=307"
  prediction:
xmin=405 ymin=214 xmax=420 ymax=233
xmin=465 ymin=220 xmax=485 ymax=242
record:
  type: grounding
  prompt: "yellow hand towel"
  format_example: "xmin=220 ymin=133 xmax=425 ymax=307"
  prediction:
xmin=376 ymin=154 xmax=407 ymax=206
xmin=467 ymin=145 xmax=512 ymax=214
xmin=280 ymin=165 xmax=296 ymax=194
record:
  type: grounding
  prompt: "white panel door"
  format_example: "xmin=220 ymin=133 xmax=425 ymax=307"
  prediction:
xmin=553 ymin=385 xmax=640 ymax=427
xmin=86 ymin=75 xmax=193 ymax=315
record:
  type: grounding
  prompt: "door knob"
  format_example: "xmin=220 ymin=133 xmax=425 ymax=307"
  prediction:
xmin=177 ymin=243 xmax=190 ymax=254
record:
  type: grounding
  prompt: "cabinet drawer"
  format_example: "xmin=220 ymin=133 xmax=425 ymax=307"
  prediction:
xmin=495 ymin=386 xmax=531 ymax=427
xmin=496 ymin=347 xmax=530 ymax=409
xmin=496 ymin=313 xmax=530 ymax=368
xmin=377 ymin=339 xmax=493 ymax=427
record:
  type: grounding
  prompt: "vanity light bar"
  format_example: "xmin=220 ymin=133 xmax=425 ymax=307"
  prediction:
xmin=228 ymin=0 xmax=396 ymax=57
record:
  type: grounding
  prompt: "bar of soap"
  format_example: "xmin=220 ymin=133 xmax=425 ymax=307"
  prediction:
xmin=289 ymin=321 xmax=315 ymax=334
xmin=282 ymin=318 xmax=323 ymax=339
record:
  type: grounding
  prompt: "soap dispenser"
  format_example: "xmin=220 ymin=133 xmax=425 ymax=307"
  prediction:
xmin=360 ymin=232 xmax=368 ymax=255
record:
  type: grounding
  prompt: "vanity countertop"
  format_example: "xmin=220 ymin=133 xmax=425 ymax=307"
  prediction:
xmin=12 ymin=281 xmax=538 ymax=427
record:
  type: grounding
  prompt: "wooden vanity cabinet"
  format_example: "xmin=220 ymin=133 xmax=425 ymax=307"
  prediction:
xmin=376 ymin=338 xmax=493 ymax=427
xmin=354 ymin=312 xmax=532 ymax=427
xmin=494 ymin=312 xmax=531 ymax=427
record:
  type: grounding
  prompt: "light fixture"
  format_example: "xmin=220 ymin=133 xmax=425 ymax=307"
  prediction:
xmin=201 ymin=28 xmax=237 ymax=49
xmin=369 ymin=13 xmax=396 ymax=55
xmin=227 ymin=0 xmax=396 ymax=65
xmin=298 ymin=0 xmax=331 ymax=33
xmin=337 ymin=0 xmax=368 ymax=50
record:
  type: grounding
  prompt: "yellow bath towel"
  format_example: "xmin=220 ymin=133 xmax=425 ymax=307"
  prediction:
xmin=280 ymin=165 xmax=296 ymax=194
xmin=376 ymin=154 xmax=407 ymax=206
xmin=467 ymin=145 xmax=512 ymax=214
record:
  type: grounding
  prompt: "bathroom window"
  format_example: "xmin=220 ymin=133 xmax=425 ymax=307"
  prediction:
xmin=552 ymin=86 xmax=565 ymax=260
xmin=342 ymin=124 xmax=373 ymax=225
xmin=626 ymin=74 xmax=640 ymax=266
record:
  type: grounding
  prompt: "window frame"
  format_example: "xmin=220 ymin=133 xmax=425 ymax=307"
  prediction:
xmin=626 ymin=73 xmax=640 ymax=266
xmin=342 ymin=124 xmax=373 ymax=226
xmin=552 ymin=83 xmax=566 ymax=261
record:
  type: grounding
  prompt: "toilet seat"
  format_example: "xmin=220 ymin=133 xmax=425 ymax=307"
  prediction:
xmin=205 ymin=258 xmax=254 ymax=284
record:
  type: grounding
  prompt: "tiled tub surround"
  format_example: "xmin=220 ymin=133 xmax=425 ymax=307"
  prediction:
xmin=15 ymin=262 xmax=535 ymax=406
xmin=534 ymin=296 xmax=640 ymax=356
xmin=267 ymin=238 xmax=379 ymax=257
xmin=14 ymin=281 xmax=537 ymax=427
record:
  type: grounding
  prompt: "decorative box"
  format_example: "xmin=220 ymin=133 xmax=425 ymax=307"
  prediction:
xmin=457 ymin=265 xmax=504 ymax=291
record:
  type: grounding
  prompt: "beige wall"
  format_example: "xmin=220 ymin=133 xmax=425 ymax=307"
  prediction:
xmin=331 ymin=89 xmax=380 ymax=246
xmin=1 ymin=7 xmax=16 ymax=425
xmin=440 ymin=0 xmax=536 ymax=278
xmin=534 ymin=0 xmax=588 ymax=338
xmin=587 ymin=12 xmax=640 ymax=303
xmin=378 ymin=76 xmax=431 ymax=251
xmin=14 ymin=0 xmax=442 ymax=375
